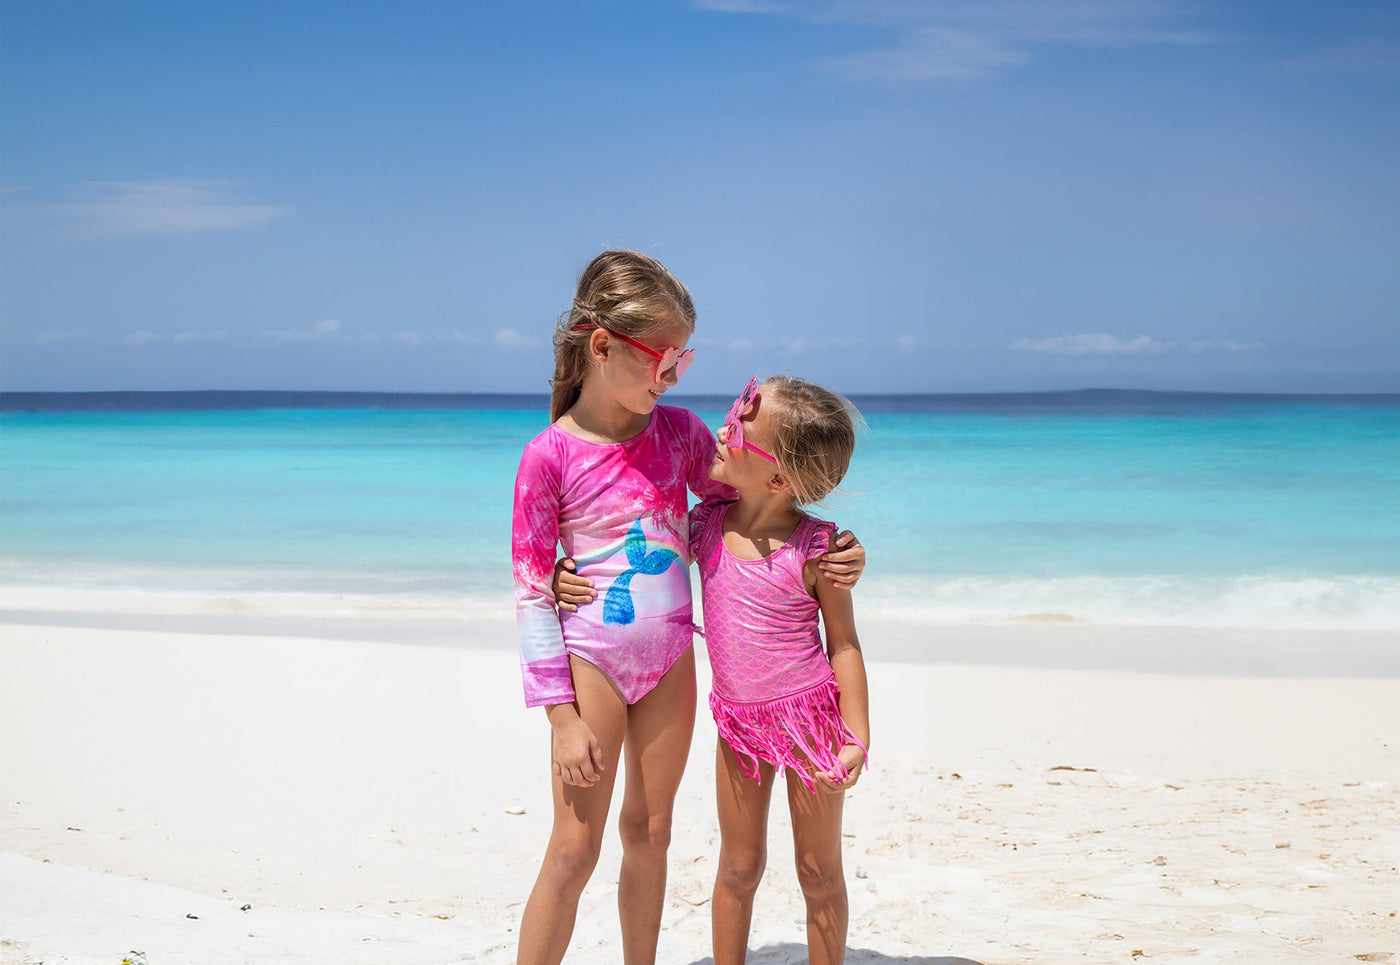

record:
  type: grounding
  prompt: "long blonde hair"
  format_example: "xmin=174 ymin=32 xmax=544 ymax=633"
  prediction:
xmin=550 ymin=250 xmax=696 ymax=422
xmin=761 ymin=376 xmax=862 ymax=506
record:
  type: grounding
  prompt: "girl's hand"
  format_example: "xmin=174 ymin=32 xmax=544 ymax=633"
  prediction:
xmin=552 ymin=558 xmax=596 ymax=612
xmin=818 ymin=531 xmax=865 ymax=589
xmin=816 ymin=743 xmax=866 ymax=794
xmin=551 ymin=714 xmax=606 ymax=787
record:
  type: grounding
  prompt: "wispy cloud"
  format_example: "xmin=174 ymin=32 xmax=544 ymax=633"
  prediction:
xmin=496 ymin=327 xmax=542 ymax=351
xmin=51 ymin=180 xmax=287 ymax=236
xmin=1013 ymin=333 xmax=1264 ymax=356
xmin=31 ymin=330 xmax=86 ymax=345
xmin=260 ymin=319 xmax=344 ymax=343
xmin=125 ymin=329 xmax=228 ymax=346
xmin=1285 ymin=40 xmax=1400 ymax=80
xmin=698 ymin=0 xmax=1218 ymax=83
xmin=1013 ymin=333 xmax=1163 ymax=355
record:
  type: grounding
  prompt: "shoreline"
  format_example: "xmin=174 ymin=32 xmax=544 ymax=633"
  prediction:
xmin=3 ymin=614 xmax=1399 ymax=964
xmin=3 ymin=596 xmax=1399 ymax=677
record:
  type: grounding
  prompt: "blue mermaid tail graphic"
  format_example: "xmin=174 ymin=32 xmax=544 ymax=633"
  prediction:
xmin=603 ymin=519 xmax=679 ymax=625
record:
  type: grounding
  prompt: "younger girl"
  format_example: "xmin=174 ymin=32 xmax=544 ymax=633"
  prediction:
xmin=511 ymin=251 xmax=865 ymax=965
xmin=692 ymin=375 xmax=870 ymax=965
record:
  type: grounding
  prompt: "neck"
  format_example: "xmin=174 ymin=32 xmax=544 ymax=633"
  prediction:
xmin=564 ymin=381 xmax=652 ymax=443
xmin=725 ymin=490 xmax=801 ymax=534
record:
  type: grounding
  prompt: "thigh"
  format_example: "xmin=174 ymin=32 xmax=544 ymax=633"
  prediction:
xmin=548 ymin=654 xmax=630 ymax=832
xmin=714 ymin=739 xmax=775 ymax=855
xmin=785 ymin=769 xmax=845 ymax=870
xmin=618 ymin=647 xmax=697 ymax=821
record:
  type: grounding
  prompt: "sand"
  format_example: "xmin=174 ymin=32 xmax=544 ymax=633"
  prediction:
xmin=2 ymin=610 xmax=1398 ymax=965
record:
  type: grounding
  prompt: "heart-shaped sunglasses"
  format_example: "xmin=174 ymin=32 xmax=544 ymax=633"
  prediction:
xmin=721 ymin=376 xmax=778 ymax=463
xmin=573 ymin=323 xmax=695 ymax=383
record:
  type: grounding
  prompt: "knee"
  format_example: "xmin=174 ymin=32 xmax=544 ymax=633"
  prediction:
xmin=617 ymin=808 xmax=672 ymax=858
xmin=716 ymin=846 xmax=766 ymax=898
xmin=795 ymin=858 xmax=845 ymax=907
xmin=543 ymin=833 xmax=603 ymax=894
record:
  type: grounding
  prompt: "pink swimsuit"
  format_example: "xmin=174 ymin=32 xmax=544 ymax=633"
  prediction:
xmin=512 ymin=405 xmax=731 ymax=708
xmin=690 ymin=498 xmax=866 ymax=791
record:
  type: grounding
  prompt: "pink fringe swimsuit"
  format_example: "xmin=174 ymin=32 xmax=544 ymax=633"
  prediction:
xmin=512 ymin=406 xmax=731 ymax=708
xmin=690 ymin=498 xmax=866 ymax=792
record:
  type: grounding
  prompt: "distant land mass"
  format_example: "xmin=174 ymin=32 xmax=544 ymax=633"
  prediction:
xmin=3 ymin=389 xmax=1398 ymax=415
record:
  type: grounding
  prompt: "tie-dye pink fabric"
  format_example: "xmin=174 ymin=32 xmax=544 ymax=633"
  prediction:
xmin=512 ymin=405 xmax=731 ymax=708
xmin=689 ymin=498 xmax=865 ymax=791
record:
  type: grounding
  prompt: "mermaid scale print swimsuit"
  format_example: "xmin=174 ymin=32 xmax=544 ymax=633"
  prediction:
xmin=690 ymin=498 xmax=866 ymax=791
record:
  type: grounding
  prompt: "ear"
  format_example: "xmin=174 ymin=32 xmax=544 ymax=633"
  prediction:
xmin=766 ymin=472 xmax=794 ymax=496
xmin=588 ymin=329 xmax=612 ymax=365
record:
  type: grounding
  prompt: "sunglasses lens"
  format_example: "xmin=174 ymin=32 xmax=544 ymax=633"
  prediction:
xmin=673 ymin=350 xmax=695 ymax=380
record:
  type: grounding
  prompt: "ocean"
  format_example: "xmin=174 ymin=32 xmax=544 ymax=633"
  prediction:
xmin=2 ymin=391 xmax=1398 ymax=630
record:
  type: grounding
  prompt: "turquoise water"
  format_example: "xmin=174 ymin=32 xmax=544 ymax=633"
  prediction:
xmin=3 ymin=392 xmax=1398 ymax=628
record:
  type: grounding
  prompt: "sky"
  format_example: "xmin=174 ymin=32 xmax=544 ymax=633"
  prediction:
xmin=2 ymin=0 xmax=1398 ymax=394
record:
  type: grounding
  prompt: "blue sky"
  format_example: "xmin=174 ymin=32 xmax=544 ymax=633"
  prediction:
xmin=3 ymin=0 xmax=1398 ymax=393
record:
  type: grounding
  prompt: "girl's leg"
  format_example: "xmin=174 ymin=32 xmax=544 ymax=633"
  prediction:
xmin=786 ymin=772 xmax=848 ymax=965
xmin=711 ymin=741 xmax=776 ymax=965
xmin=516 ymin=657 xmax=630 ymax=965
xmin=615 ymin=646 xmax=698 ymax=965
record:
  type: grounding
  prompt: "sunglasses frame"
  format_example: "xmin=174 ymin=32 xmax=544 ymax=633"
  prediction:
xmin=722 ymin=376 xmax=779 ymax=463
xmin=574 ymin=323 xmax=695 ymax=383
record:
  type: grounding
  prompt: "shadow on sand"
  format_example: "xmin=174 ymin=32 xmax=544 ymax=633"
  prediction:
xmin=686 ymin=947 xmax=987 ymax=965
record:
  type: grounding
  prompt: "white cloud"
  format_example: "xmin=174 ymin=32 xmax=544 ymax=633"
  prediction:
xmin=124 ymin=329 xmax=227 ymax=346
xmin=451 ymin=331 xmax=482 ymax=346
xmin=700 ymin=0 xmax=1217 ymax=83
xmin=1012 ymin=333 xmax=1163 ymax=355
xmin=51 ymin=180 xmax=287 ymax=236
xmin=495 ymin=327 xmax=541 ymax=351
xmin=894 ymin=333 xmax=927 ymax=352
xmin=314 ymin=318 xmax=342 ymax=334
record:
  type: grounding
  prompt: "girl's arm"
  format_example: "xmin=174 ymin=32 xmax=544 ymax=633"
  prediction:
xmin=514 ymin=445 xmax=607 ymax=785
xmin=808 ymin=554 xmax=870 ymax=793
xmin=512 ymin=443 xmax=576 ymax=706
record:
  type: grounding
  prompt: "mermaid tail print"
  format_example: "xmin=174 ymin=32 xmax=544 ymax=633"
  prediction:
xmin=603 ymin=519 xmax=679 ymax=625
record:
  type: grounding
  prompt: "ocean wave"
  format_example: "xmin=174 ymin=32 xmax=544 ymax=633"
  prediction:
xmin=857 ymin=573 xmax=1400 ymax=630
xmin=4 ymin=558 xmax=1398 ymax=631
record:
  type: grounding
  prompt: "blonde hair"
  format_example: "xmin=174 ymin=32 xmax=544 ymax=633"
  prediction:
xmin=550 ymin=249 xmax=696 ymax=422
xmin=762 ymin=375 xmax=862 ymax=505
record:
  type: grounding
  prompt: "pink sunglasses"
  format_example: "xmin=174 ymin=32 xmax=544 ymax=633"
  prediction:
xmin=574 ymin=323 xmax=695 ymax=383
xmin=722 ymin=376 xmax=778 ymax=463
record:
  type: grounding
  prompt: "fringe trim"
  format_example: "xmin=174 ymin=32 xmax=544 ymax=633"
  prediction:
xmin=710 ymin=677 xmax=867 ymax=793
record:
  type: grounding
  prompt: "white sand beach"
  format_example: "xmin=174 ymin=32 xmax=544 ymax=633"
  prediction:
xmin=3 ymin=606 xmax=1399 ymax=965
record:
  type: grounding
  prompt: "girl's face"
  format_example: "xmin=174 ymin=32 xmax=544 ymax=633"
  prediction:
xmin=709 ymin=389 xmax=788 ymax=494
xmin=594 ymin=322 xmax=691 ymax=416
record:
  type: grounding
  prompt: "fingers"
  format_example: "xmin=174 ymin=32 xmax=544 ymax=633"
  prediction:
xmin=557 ymin=759 xmax=603 ymax=787
xmin=834 ymin=529 xmax=860 ymax=549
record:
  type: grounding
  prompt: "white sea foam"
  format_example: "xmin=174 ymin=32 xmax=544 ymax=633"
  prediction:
xmin=857 ymin=573 xmax=1400 ymax=630
xmin=5 ymin=564 xmax=1396 ymax=633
